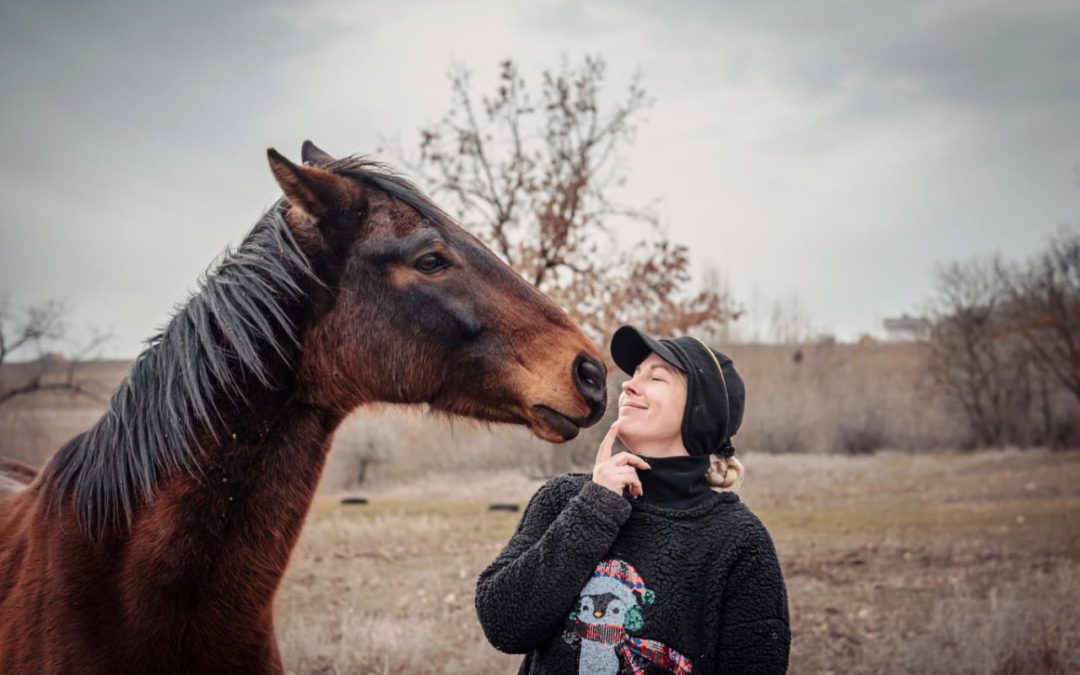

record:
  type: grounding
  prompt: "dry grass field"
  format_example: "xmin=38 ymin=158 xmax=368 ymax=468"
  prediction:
xmin=3 ymin=355 xmax=1079 ymax=673
xmin=277 ymin=450 xmax=1080 ymax=675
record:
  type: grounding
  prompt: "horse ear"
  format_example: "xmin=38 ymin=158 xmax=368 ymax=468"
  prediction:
xmin=301 ymin=140 xmax=336 ymax=167
xmin=267 ymin=148 xmax=354 ymax=219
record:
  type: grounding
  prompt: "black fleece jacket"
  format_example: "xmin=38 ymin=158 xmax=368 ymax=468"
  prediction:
xmin=475 ymin=459 xmax=790 ymax=675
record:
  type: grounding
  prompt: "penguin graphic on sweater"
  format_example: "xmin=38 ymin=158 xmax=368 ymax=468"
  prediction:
xmin=563 ymin=559 xmax=692 ymax=675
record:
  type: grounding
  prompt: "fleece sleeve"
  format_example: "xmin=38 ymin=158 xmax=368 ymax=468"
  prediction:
xmin=715 ymin=523 xmax=792 ymax=674
xmin=474 ymin=476 xmax=632 ymax=654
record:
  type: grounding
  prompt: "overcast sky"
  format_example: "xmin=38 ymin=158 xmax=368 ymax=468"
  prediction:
xmin=1 ymin=0 xmax=1078 ymax=358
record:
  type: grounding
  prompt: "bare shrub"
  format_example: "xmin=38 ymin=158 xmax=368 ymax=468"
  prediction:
xmin=330 ymin=417 xmax=394 ymax=491
xmin=756 ymin=413 xmax=812 ymax=454
xmin=836 ymin=414 xmax=888 ymax=455
xmin=1047 ymin=411 xmax=1080 ymax=450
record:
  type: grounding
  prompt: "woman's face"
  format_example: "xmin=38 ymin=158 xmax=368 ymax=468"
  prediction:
xmin=616 ymin=352 xmax=688 ymax=451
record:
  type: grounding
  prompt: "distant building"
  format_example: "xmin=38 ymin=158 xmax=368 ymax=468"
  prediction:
xmin=882 ymin=314 xmax=931 ymax=341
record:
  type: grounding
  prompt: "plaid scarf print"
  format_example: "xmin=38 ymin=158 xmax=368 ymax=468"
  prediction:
xmin=573 ymin=620 xmax=693 ymax=675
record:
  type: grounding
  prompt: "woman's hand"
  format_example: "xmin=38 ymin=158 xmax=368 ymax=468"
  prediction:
xmin=592 ymin=421 xmax=651 ymax=498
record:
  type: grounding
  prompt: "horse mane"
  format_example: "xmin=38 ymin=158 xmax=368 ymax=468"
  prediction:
xmin=41 ymin=156 xmax=449 ymax=538
xmin=43 ymin=202 xmax=323 ymax=537
xmin=331 ymin=156 xmax=456 ymax=231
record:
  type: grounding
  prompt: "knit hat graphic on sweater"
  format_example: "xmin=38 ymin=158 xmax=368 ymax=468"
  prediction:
xmin=581 ymin=559 xmax=654 ymax=616
xmin=564 ymin=559 xmax=692 ymax=675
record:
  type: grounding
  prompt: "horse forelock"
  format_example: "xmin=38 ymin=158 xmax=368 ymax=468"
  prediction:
xmin=331 ymin=156 xmax=457 ymax=233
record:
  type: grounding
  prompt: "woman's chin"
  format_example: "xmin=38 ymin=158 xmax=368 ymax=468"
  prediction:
xmin=615 ymin=423 xmax=641 ymax=446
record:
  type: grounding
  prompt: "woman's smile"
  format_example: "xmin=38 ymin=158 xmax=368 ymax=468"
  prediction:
xmin=613 ymin=352 xmax=688 ymax=452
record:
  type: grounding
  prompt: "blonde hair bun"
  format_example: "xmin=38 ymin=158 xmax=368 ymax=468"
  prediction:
xmin=706 ymin=454 xmax=744 ymax=490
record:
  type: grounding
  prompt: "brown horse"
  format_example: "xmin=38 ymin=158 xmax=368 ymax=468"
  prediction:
xmin=0 ymin=142 xmax=607 ymax=674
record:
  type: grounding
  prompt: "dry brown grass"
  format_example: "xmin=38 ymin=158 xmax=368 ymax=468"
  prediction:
xmin=276 ymin=500 xmax=524 ymax=674
xmin=276 ymin=449 xmax=1080 ymax=674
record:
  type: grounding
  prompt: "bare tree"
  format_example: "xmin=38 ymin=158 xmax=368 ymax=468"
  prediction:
xmin=699 ymin=262 xmax=742 ymax=344
xmin=336 ymin=436 xmax=386 ymax=490
xmin=997 ymin=227 xmax=1080 ymax=407
xmin=767 ymin=291 xmax=816 ymax=345
xmin=327 ymin=415 xmax=396 ymax=490
xmin=0 ymin=294 xmax=110 ymax=408
xmin=410 ymin=56 xmax=739 ymax=349
xmin=926 ymin=260 xmax=1034 ymax=447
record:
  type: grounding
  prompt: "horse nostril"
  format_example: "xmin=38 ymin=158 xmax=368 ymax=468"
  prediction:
xmin=573 ymin=353 xmax=608 ymax=424
xmin=575 ymin=354 xmax=606 ymax=393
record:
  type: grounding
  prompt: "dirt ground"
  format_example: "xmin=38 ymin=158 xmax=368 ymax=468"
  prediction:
xmin=274 ymin=449 xmax=1080 ymax=675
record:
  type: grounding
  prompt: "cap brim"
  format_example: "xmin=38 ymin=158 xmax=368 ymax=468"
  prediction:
xmin=610 ymin=325 xmax=686 ymax=376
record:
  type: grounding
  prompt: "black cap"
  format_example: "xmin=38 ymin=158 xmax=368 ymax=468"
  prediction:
xmin=610 ymin=325 xmax=745 ymax=458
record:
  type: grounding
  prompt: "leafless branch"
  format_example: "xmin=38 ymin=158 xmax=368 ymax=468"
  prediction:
xmin=0 ymin=297 xmax=112 ymax=409
xmin=408 ymin=56 xmax=737 ymax=345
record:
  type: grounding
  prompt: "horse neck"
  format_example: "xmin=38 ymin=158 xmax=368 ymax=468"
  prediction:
xmin=117 ymin=368 xmax=349 ymax=622
xmin=115 ymin=281 xmax=356 ymax=618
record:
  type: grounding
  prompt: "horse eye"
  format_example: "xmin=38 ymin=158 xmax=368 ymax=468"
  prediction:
xmin=415 ymin=252 xmax=449 ymax=274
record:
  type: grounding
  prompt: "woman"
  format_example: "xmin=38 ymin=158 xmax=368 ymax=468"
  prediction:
xmin=475 ymin=325 xmax=790 ymax=674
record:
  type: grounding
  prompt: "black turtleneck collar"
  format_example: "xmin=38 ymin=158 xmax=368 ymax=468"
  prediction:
xmin=632 ymin=453 xmax=714 ymax=509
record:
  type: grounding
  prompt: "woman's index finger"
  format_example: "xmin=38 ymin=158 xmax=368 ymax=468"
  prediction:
xmin=595 ymin=422 xmax=620 ymax=463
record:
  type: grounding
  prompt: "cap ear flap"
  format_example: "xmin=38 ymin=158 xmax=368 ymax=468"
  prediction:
xmin=719 ymin=356 xmax=745 ymax=437
xmin=688 ymin=402 xmax=717 ymax=439
xmin=267 ymin=147 xmax=357 ymax=220
xmin=624 ymin=606 xmax=645 ymax=632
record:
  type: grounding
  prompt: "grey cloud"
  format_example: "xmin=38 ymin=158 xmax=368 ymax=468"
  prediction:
xmin=636 ymin=0 xmax=1080 ymax=112
xmin=1 ymin=0 xmax=1077 ymax=355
